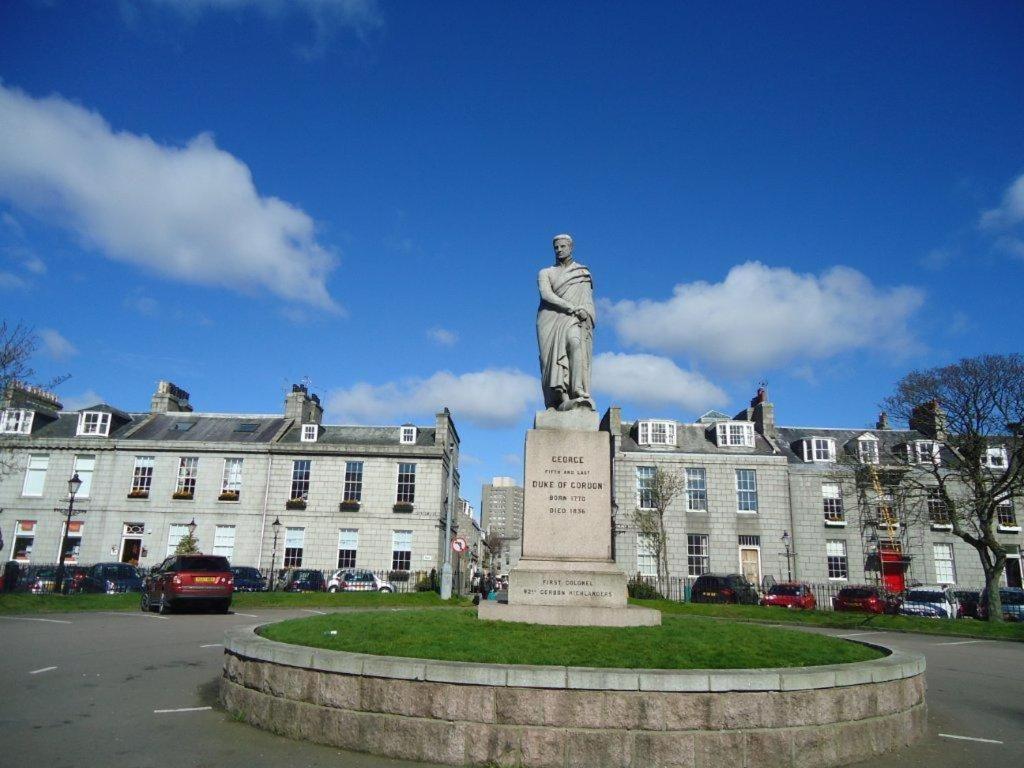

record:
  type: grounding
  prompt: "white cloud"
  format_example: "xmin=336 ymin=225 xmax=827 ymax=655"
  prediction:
xmin=0 ymin=84 xmax=340 ymax=310
xmin=124 ymin=294 xmax=160 ymax=316
xmin=326 ymin=368 xmax=538 ymax=429
xmin=0 ymin=271 xmax=27 ymax=290
xmin=427 ymin=327 xmax=458 ymax=346
xmin=61 ymin=389 xmax=105 ymax=411
xmin=39 ymin=329 xmax=77 ymax=360
xmin=606 ymin=262 xmax=925 ymax=374
xmin=502 ymin=453 xmax=522 ymax=466
xmin=22 ymin=253 xmax=45 ymax=274
xmin=592 ymin=352 xmax=726 ymax=413
xmin=980 ymin=173 xmax=1024 ymax=230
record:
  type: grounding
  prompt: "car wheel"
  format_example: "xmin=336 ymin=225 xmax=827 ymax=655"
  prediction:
xmin=328 ymin=586 xmax=338 ymax=593
xmin=158 ymin=594 xmax=172 ymax=615
xmin=379 ymin=587 xmax=393 ymax=593
xmin=140 ymin=592 xmax=150 ymax=612
xmin=216 ymin=601 xmax=231 ymax=614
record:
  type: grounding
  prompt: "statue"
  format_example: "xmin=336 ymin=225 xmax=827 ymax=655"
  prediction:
xmin=536 ymin=234 xmax=596 ymax=411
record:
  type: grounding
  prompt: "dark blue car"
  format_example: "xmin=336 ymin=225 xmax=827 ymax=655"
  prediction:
xmin=978 ymin=587 xmax=1024 ymax=621
xmin=82 ymin=562 xmax=144 ymax=594
xmin=229 ymin=566 xmax=266 ymax=592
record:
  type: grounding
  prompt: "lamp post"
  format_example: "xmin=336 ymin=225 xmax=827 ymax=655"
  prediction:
xmin=269 ymin=517 xmax=281 ymax=591
xmin=781 ymin=530 xmax=793 ymax=582
xmin=55 ymin=473 xmax=83 ymax=594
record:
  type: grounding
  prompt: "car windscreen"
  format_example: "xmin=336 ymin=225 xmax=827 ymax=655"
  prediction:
xmin=769 ymin=585 xmax=801 ymax=596
xmin=839 ymin=588 xmax=874 ymax=598
xmin=905 ymin=591 xmax=946 ymax=603
xmin=103 ymin=565 xmax=139 ymax=579
xmin=1002 ymin=591 xmax=1024 ymax=605
xmin=232 ymin=568 xmax=260 ymax=578
xmin=695 ymin=577 xmax=723 ymax=588
xmin=173 ymin=557 xmax=230 ymax=572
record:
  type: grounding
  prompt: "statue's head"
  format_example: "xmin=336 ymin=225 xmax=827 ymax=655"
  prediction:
xmin=552 ymin=233 xmax=574 ymax=263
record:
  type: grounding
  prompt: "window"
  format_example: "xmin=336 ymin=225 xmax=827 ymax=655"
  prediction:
xmin=166 ymin=523 xmax=190 ymax=556
xmin=983 ymin=446 xmax=1008 ymax=470
xmin=735 ymin=469 xmax=758 ymax=512
xmin=338 ymin=529 xmax=358 ymax=569
xmin=857 ymin=437 xmax=880 ymax=464
xmin=928 ymin=489 xmax=950 ymax=526
xmin=685 ymin=468 xmax=707 ymax=511
xmin=172 ymin=421 xmax=195 ymax=432
xmin=636 ymin=466 xmax=656 ymax=509
xmin=738 ymin=534 xmax=760 ymax=547
xmin=221 ymin=458 xmax=243 ymax=500
xmin=290 ymin=459 xmax=311 ymax=500
xmin=391 ymin=530 xmax=412 ymax=571
xmin=716 ymin=421 xmax=755 ymax=448
xmin=822 ymin=482 xmax=844 ymax=524
xmin=22 ymin=454 xmax=48 ymax=497
xmin=131 ymin=456 xmax=154 ymax=496
xmin=687 ymin=534 xmax=709 ymax=577
xmin=998 ymin=501 xmax=1019 ymax=530
xmin=12 ymin=520 xmax=36 ymax=561
xmin=400 ymin=426 xmax=417 ymax=444
xmin=396 ymin=463 xmax=416 ymax=503
xmin=175 ymin=457 xmax=198 ymax=497
xmin=637 ymin=420 xmax=676 ymax=446
xmin=61 ymin=521 xmax=83 ymax=563
xmin=213 ymin=525 xmax=236 ymax=558
xmin=933 ymin=543 xmax=955 ymax=584
xmin=801 ymin=437 xmax=836 ymax=462
xmin=77 ymin=411 xmax=111 ymax=436
xmin=73 ymin=454 xmax=95 ymax=498
xmin=343 ymin=461 xmax=363 ymax=502
xmin=284 ymin=527 xmax=305 ymax=568
xmin=301 ymin=424 xmax=319 ymax=442
xmin=826 ymin=540 xmax=848 ymax=580
xmin=235 ymin=423 xmax=259 ymax=433
xmin=1 ymin=408 xmax=34 ymax=434
xmin=636 ymin=533 xmax=658 ymax=577
xmin=911 ymin=441 xmax=939 ymax=465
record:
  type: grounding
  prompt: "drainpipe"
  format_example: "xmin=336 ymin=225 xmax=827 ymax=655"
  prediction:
xmin=257 ymin=454 xmax=273 ymax=570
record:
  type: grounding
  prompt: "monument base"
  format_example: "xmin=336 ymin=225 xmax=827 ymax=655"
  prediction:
xmin=507 ymin=558 xmax=628 ymax=608
xmin=478 ymin=601 xmax=662 ymax=627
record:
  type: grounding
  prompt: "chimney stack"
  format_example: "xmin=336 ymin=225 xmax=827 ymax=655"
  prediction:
xmin=751 ymin=387 xmax=776 ymax=438
xmin=151 ymin=381 xmax=192 ymax=413
xmin=876 ymin=411 xmax=889 ymax=430
xmin=909 ymin=400 xmax=946 ymax=440
xmin=284 ymin=383 xmax=323 ymax=424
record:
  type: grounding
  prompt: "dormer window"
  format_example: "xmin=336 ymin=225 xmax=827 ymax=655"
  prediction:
xmin=0 ymin=408 xmax=34 ymax=435
xmin=714 ymin=421 xmax=754 ymax=448
xmin=910 ymin=440 xmax=940 ymax=465
xmin=800 ymin=437 xmax=836 ymax=462
xmin=983 ymin=446 xmax=1008 ymax=470
xmin=301 ymin=424 xmax=319 ymax=443
xmin=77 ymin=411 xmax=111 ymax=437
xmin=857 ymin=435 xmax=880 ymax=464
xmin=638 ymin=419 xmax=677 ymax=446
xmin=400 ymin=426 xmax=417 ymax=445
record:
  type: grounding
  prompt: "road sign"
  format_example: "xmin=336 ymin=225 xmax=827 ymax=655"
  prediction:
xmin=451 ymin=537 xmax=469 ymax=554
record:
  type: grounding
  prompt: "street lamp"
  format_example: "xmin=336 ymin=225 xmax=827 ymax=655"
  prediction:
xmin=781 ymin=530 xmax=793 ymax=582
xmin=55 ymin=473 xmax=83 ymax=593
xmin=269 ymin=517 xmax=282 ymax=591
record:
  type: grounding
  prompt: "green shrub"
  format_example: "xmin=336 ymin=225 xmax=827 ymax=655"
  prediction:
xmin=627 ymin=577 xmax=663 ymax=600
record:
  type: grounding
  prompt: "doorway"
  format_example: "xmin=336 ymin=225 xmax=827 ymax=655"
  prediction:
xmin=1006 ymin=551 xmax=1022 ymax=589
xmin=119 ymin=522 xmax=145 ymax=565
xmin=739 ymin=547 xmax=761 ymax=585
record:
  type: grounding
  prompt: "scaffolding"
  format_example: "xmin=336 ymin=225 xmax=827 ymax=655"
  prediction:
xmin=855 ymin=463 xmax=922 ymax=591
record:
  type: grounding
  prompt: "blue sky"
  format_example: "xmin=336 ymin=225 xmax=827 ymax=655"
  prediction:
xmin=1 ymin=1 xmax=1023 ymax=516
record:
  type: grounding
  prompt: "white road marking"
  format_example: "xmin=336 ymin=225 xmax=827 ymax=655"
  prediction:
xmin=836 ymin=631 xmax=882 ymax=638
xmin=200 ymin=643 xmax=223 ymax=648
xmin=29 ymin=666 xmax=58 ymax=675
xmin=153 ymin=706 xmax=213 ymax=714
xmin=0 ymin=616 xmax=72 ymax=624
xmin=938 ymin=639 xmax=986 ymax=646
xmin=938 ymin=733 xmax=1003 ymax=744
xmin=98 ymin=611 xmax=169 ymax=621
xmin=301 ymin=609 xmax=327 ymax=615
xmin=232 ymin=613 xmax=259 ymax=618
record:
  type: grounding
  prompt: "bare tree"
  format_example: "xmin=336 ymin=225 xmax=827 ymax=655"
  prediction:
xmin=632 ymin=466 xmax=685 ymax=587
xmin=0 ymin=320 xmax=39 ymax=395
xmin=482 ymin=531 xmax=504 ymax=571
xmin=881 ymin=354 xmax=1024 ymax=622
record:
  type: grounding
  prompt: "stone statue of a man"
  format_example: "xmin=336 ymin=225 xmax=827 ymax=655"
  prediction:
xmin=536 ymin=234 xmax=596 ymax=411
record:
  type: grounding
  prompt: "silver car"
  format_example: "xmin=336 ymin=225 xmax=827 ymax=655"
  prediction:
xmin=327 ymin=568 xmax=394 ymax=593
xmin=898 ymin=584 xmax=959 ymax=619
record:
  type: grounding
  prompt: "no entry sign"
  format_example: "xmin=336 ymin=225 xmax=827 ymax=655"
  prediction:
xmin=451 ymin=536 xmax=469 ymax=553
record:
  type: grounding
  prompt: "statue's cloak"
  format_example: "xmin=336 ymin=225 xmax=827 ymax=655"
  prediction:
xmin=537 ymin=262 xmax=595 ymax=407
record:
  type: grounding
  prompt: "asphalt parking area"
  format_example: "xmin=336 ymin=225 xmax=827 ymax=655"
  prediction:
xmin=0 ymin=609 xmax=1020 ymax=767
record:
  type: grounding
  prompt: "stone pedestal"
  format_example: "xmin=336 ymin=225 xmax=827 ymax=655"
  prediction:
xmin=479 ymin=411 xmax=660 ymax=627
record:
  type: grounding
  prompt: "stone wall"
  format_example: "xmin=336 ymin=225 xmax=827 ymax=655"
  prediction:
xmin=220 ymin=626 xmax=927 ymax=768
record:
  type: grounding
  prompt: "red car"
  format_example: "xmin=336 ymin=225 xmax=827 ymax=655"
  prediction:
xmin=141 ymin=554 xmax=234 ymax=614
xmin=832 ymin=585 xmax=901 ymax=615
xmin=760 ymin=582 xmax=817 ymax=610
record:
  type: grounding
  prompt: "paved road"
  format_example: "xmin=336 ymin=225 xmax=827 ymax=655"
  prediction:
xmin=0 ymin=608 xmax=1020 ymax=767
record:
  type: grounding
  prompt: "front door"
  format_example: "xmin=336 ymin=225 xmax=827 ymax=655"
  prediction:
xmin=1006 ymin=556 xmax=1023 ymax=589
xmin=120 ymin=538 xmax=142 ymax=565
xmin=740 ymin=547 xmax=761 ymax=586
xmin=879 ymin=549 xmax=905 ymax=592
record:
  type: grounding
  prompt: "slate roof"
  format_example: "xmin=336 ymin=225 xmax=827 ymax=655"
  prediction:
xmin=775 ymin=426 xmax=926 ymax=465
xmin=125 ymin=414 xmax=288 ymax=443
xmin=25 ymin=411 xmax=144 ymax=439
xmin=619 ymin=421 xmax=776 ymax=456
xmin=279 ymin=425 xmax=437 ymax=447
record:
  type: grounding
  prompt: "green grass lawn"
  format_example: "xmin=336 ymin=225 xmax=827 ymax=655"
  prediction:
xmin=0 ymin=590 xmax=470 ymax=615
xmin=631 ymin=599 xmax=1024 ymax=641
xmin=259 ymin=608 xmax=884 ymax=669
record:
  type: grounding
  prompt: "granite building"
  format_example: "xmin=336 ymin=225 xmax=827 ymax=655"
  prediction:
xmin=0 ymin=381 xmax=461 ymax=577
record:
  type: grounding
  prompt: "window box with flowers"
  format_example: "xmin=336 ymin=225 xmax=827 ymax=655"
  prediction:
xmin=393 ymin=502 xmax=414 ymax=513
xmin=286 ymin=497 xmax=307 ymax=510
xmin=127 ymin=490 xmax=149 ymax=500
xmin=339 ymin=500 xmax=360 ymax=512
xmin=172 ymin=490 xmax=194 ymax=500
xmin=218 ymin=490 xmax=240 ymax=502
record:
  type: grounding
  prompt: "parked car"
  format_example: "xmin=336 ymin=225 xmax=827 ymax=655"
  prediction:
xmin=760 ymin=582 xmax=817 ymax=610
xmin=327 ymin=569 xmax=394 ymax=593
xmin=898 ymin=585 xmax=959 ymax=619
xmin=29 ymin=566 xmax=58 ymax=594
xmin=141 ymin=554 xmax=234 ymax=614
xmin=977 ymin=587 xmax=1024 ymax=622
xmin=83 ymin=562 xmax=144 ymax=594
xmin=60 ymin=565 xmax=91 ymax=594
xmin=279 ymin=569 xmax=326 ymax=592
xmin=690 ymin=574 xmax=759 ymax=604
xmin=832 ymin=585 xmax=901 ymax=615
xmin=952 ymin=589 xmax=981 ymax=619
xmin=229 ymin=566 xmax=267 ymax=592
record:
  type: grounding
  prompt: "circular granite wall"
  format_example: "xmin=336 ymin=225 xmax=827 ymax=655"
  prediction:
xmin=220 ymin=625 xmax=926 ymax=768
